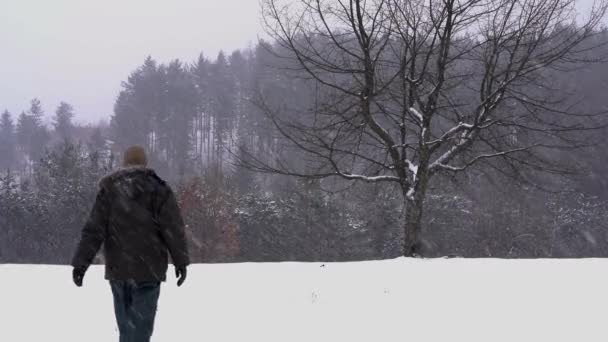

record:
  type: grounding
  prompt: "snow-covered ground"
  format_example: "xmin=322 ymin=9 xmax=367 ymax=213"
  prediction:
xmin=1 ymin=258 xmax=607 ymax=342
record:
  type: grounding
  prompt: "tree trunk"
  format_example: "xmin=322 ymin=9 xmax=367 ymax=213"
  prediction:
xmin=403 ymin=197 xmax=424 ymax=257
xmin=403 ymin=170 xmax=429 ymax=257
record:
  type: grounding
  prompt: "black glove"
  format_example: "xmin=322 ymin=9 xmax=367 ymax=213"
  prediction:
xmin=175 ymin=265 xmax=187 ymax=287
xmin=73 ymin=267 xmax=86 ymax=287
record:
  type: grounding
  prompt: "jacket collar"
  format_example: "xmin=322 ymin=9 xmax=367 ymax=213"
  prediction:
xmin=100 ymin=166 xmax=156 ymax=187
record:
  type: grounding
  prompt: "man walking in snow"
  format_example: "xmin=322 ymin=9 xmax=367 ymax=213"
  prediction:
xmin=71 ymin=145 xmax=190 ymax=342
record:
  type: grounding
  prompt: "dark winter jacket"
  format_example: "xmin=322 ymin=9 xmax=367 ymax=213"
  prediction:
xmin=71 ymin=167 xmax=190 ymax=282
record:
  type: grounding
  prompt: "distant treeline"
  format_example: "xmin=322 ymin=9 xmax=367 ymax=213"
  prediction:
xmin=2 ymin=31 xmax=608 ymax=262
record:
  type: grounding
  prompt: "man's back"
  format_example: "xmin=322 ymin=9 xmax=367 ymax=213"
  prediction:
xmin=71 ymin=166 xmax=190 ymax=282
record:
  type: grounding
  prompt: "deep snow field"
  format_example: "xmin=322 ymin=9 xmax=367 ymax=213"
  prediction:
xmin=1 ymin=258 xmax=607 ymax=342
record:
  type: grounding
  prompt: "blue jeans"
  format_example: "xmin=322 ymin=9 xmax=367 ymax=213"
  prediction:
xmin=110 ymin=280 xmax=161 ymax=342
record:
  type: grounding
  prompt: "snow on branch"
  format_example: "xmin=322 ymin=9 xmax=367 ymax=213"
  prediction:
xmin=426 ymin=122 xmax=474 ymax=146
xmin=336 ymin=172 xmax=401 ymax=182
xmin=431 ymin=146 xmax=539 ymax=172
xmin=409 ymin=107 xmax=424 ymax=123
xmin=406 ymin=187 xmax=416 ymax=201
xmin=428 ymin=131 xmax=472 ymax=173
xmin=406 ymin=159 xmax=418 ymax=181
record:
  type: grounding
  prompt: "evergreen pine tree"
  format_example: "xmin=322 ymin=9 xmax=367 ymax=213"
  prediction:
xmin=53 ymin=102 xmax=75 ymax=141
xmin=88 ymin=127 xmax=106 ymax=152
xmin=26 ymin=98 xmax=49 ymax=161
xmin=0 ymin=110 xmax=17 ymax=171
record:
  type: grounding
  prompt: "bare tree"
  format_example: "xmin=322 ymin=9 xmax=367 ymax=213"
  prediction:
xmin=238 ymin=0 xmax=608 ymax=256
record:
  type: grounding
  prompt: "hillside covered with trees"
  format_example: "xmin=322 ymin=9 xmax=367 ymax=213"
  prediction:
xmin=3 ymin=0 xmax=608 ymax=262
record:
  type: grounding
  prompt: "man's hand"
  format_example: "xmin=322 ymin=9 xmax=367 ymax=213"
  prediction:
xmin=175 ymin=265 xmax=187 ymax=287
xmin=72 ymin=267 xmax=86 ymax=287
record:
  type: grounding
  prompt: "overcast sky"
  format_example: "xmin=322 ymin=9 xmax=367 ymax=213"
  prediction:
xmin=0 ymin=0 xmax=263 ymax=124
xmin=0 ymin=0 xmax=600 ymax=125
